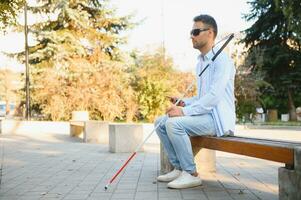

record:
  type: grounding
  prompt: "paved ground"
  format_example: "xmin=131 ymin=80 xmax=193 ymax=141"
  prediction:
xmin=0 ymin=127 xmax=300 ymax=200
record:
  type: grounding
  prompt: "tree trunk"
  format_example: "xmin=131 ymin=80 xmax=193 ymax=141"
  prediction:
xmin=288 ymin=88 xmax=297 ymax=121
xmin=5 ymin=99 xmax=10 ymax=115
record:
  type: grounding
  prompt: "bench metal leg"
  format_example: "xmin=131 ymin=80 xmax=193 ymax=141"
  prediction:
xmin=279 ymin=147 xmax=301 ymax=200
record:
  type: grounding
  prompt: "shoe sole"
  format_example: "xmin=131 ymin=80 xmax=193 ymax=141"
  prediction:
xmin=157 ymin=176 xmax=180 ymax=182
xmin=167 ymin=181 xmax=202 ymax=189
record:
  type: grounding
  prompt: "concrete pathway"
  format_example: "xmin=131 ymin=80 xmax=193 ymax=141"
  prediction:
xmin=0 ymin=127 xmax=300 ymax=200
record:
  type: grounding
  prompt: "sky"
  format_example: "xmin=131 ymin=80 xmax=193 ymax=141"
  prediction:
xmin=0 ymin=0 xmax=253 ymax=72
xmin=110 ymin=0 xmax=253 ymax=71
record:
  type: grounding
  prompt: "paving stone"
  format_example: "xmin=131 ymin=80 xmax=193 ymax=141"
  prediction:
xmin=159 ymin=191 xmax=183 ymax=199
xmin=111 ymin=192 xmax=136 ymax=199
xmin=0 ymin=130 xmax=287 ymax=200
xmin=135 ymin=191 xmax=158 ymax=199
xmin=87 ymin=192 xmax=112 ymax=199
xmin=204 ymin=191 xmax=233 ymax=200
xmin=227 ymin=189 xmax=258 ymax=200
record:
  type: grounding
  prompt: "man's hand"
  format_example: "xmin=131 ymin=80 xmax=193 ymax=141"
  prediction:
xmin=166 ymin=96 xmax=185 ymax=107
xmin=166 ymin=105 xmax=184 ymax=117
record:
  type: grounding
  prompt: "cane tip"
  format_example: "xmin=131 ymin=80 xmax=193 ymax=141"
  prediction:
xmin=104 ymin=185 xmax=108 ymax=191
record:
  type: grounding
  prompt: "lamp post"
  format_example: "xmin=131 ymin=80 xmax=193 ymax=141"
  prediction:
xmin=161 ymin=0 xmax=165 ymax=62
xmin=24 ymin=1 xmax=30 ymax=120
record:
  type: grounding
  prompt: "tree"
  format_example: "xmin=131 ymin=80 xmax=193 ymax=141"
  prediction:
xmin=34 ymin=48 xmax=137 ymax=121
xmin=131 ymin=48 xmax=195 ymax=122
xmin=0 ymin=0 xmax=24 ymax=30
xmin=242 ymin=0 xmax=301 ymax=120
xmin=14 ymin=0 xmax=136 ymax=121
xmin=234 ymin=47 xmax=271 ymax=120
xmin=0 ymin=69 xmax=22 ymax=115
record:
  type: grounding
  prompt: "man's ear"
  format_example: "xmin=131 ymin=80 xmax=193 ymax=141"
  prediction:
xmin=208 ymin=28 xmax=214 ymax=38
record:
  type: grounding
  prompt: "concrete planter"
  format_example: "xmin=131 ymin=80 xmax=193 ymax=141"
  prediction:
xmin=70 ymin=121 xmax=85 ymax=138
xmin=281 ymin=114 xmax=289 ymax=122
xmin=84 ymin=121 xmax=109 ymax=143
xmin=109 ymin=123 xmax=144 ymax=153
xmin=0 ymin=120 xmax=69 ymax=135
xmin=296 ymin=107 xmax=301 ymax=121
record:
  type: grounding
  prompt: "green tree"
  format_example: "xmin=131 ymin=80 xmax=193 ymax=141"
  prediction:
xmin=131 ymin=48 xmax=195 ymax=122
xmin=0 ymin=0 xmax=24 ymax=30
xmin=15 ymin=0 xmax=135 ymax=121
xmin=234 ymin=47 xmax=271 ymax=120
xmin=243 ymin=0 xmax=301 ymax=120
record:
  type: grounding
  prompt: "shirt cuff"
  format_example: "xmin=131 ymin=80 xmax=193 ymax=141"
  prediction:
xmin=182 ymin=99 xmax=192 ymax=106
xmin=182 ymin=106 xmax=193 ymax=116
xmin=182 ymin=99 xmax=188 ymax=106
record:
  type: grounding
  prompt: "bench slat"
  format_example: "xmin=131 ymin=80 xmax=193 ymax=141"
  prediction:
xmin=216 ymin=136 xmax=301 ymax=148
xmin=190 ymin=136 xmax=297 ymax=165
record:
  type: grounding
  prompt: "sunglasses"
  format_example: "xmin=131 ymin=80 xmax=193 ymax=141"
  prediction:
xmin=190 ymin=28 xmax=209 ymax=36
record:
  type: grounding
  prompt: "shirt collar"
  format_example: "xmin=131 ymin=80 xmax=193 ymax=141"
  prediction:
xmin=197 ymin=46 xmax=218 ymax=61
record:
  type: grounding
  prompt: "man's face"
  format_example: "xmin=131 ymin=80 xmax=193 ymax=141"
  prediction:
xmin=191 ymin=21 xmax=210 ymax=50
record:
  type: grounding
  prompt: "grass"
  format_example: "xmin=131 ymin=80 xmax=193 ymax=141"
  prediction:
xmin=249 ymin=121 xmax=301 ymax=126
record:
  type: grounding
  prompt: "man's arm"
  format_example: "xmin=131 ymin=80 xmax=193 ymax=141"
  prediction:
xmin=182 ymin=96 xmax=198 ymax=106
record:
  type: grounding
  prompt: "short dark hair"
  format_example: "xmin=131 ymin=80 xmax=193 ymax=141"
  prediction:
xmin=193 ymin=14 xmax=218 ymax=38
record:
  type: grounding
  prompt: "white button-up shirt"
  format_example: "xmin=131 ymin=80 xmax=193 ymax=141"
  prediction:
xmin=182 ymin=49 xmax=236 ymax=137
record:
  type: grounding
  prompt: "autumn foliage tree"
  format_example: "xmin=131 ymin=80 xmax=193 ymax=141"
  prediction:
xmin=0 ymin=69 xmax=21 ymax=114
xmin=14 ymin=0 xmax=136 ymax=121
xmin=35 ymin=48 xmax=136 ymax=121
xmin=131 ymin=48 xmax=195 ymax=122
xmin=7 ymin=0 xmax=196 ymax=122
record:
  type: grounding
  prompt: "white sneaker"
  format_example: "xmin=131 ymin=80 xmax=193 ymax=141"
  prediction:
xmin=167 ymin=171 xmax=202 ymax=189
xmin=157 ymin=169 xmax=182 ymax=182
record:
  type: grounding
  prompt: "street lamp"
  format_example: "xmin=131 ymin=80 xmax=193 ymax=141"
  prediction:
xmin=24 ymin=1 xmax=30 ymax=120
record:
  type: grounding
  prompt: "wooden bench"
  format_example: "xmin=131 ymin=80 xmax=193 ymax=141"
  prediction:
xmin=190 ymin=136 xmax=301 ymax=200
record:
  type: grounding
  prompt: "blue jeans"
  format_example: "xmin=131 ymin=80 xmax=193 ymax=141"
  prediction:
xmin=155 ymin=114 xmax=216 ymax=174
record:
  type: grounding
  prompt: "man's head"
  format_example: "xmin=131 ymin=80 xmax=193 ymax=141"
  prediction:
xmin=191 ymin=14 xmax=217 ymax=52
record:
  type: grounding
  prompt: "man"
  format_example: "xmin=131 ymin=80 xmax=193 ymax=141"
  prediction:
xmin=155 ymin=14 xmax=236 ymax=189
